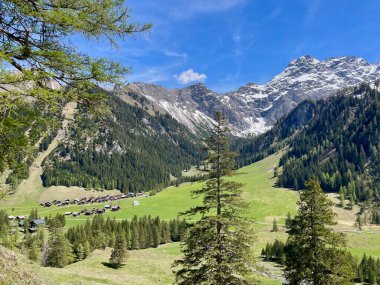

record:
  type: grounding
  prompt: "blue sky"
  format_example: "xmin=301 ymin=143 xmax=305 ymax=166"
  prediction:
xmin=77 ymin=0 xmax=380 ymax=93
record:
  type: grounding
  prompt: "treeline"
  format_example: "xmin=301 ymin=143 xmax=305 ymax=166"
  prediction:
xmin=42 ymin=94 xmax=205 ymax=193
xmin=279 ymin=84 xmax=380 ymax=203
xmin=234 ymin=83 xmax=380 ymax=203
xmin=1 ymin=208 xmax=188 ymax=268
xmin=261 ymin=240 xmax=380 ymax=284
xmin=66 ymin=215 xmax=187 ymax=256
xmin=261 ymin=239 xmax=285 ymax=265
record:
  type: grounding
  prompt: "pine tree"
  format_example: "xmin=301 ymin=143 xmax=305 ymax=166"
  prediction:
xmin=83 ymin=241 xmax=91 ymax=258
xmin=274 ymin=166 xmax=279 ymax=178
xmin=45 ymin=230 xmax=74 ymax=268
xmin=174 ymin=112 xmax=256 ymax=285
xmin=272 ymin=218 xmax=279 ymax=232
xmin=109 ymin=234 xmax=128 ymax=269
xmin=285 ymin=179 xmax=354 ymax=284
xmin=74 ymin=243 xmax=85 ymax=262
xmin=285 ymin=212 xmax=292 ymax=229
xmin=28 ymin=241 xmax=39 ymax=262
xmin=339 ymin=186 xmax=346 ymax=208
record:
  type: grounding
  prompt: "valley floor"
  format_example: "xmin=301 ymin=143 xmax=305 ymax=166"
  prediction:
xmin=1 ymin=152 xmax=379 ymax=284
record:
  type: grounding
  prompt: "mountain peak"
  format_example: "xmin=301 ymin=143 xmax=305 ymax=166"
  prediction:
xmin=181 ymin=82 xmax=215 ymax=95
xmin=120 ymin=55 xmax=380 ymax=137
xmin=324 ymin=56 xmax=369 ymax=66
xmin=288 ymin=55 xmax=320 ymax=67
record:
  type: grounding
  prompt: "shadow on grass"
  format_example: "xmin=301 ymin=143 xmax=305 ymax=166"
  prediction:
xmin=101 ymin=262 xmax=116 ymax=269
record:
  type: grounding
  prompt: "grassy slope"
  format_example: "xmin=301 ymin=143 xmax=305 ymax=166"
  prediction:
xmin=1 ymin=152 xmax=298 ymax=227
xmin=42 ymin=243 xmax=281 ymax=285
xmin=2 ymin=152 xmax=379 ymax=284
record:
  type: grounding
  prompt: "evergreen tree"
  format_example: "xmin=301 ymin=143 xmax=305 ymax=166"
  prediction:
xmin=285 ymin=212 xmax=292 ymax=229
xmin=83 ymin=241 xmax=91 ymax=259
xmin=273 ymin=166 xmax=279 ymax=178
xmin=174 ymin=112 xmax=256 ymax=285
xmin=74 ymin=243 xmax=85 ymax=262
xmin=110 ymin=234 xmax=128 ymax=269
xmin=45 ymin=230 xmax=74 ymax=268
xmin=339 ymin=186 xmax=346 ymax=208
xmin=28 ymin=241 xmax=39 ymax=262
xmin=272 ymin=218 xmax=279 ymax=232
xmin=285 ymin=179 xmax=354 ymax=284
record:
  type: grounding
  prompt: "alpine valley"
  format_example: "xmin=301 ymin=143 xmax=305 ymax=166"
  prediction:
xmin=3 ymin=2 xmax=380 ymax=285
xmin=1 ymin=55 xmax=380 ymax=285
xmin=7 ymin=55 xmax=380 ymax=196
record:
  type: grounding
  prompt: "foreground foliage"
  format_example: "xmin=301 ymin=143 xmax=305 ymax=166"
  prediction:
xmin=0 ymin=0 xmax=150 ymax=174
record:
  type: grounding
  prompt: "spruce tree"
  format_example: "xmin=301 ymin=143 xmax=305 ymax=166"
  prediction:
xmin=174 ymin=112 xmax=256 ymax=285
xmin=272 ymin=218 xmax=279 ymax=232
xmin=285 ymin=179 xmax=354 ymax=284
xmin=45 ymin=230 xmax=74 ymax=268
xmin=285 ymin=212 xmax=292 ymax=229
xmin=74 ymin=243 xmax=85 ymax=262
xmin=110 ymin=234 xmax=128 ymax=269
xmin=28 ymin=241 xmax=39 ymax=262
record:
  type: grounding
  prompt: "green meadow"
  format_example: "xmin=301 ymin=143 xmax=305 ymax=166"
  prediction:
xmin=1 ymin=152 xmax=299 ymax=227
xmin=1 ymin=152 xmax=379 ymax=284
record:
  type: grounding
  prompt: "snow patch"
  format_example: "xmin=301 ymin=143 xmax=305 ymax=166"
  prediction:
xmin=239 ymin=117 xmax=271 ymax=136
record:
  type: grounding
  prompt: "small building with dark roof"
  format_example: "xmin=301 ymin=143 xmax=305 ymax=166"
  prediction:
xmin=31 ymin=219 xmax=45 ymax=227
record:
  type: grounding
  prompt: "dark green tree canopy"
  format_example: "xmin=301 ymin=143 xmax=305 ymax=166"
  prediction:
xmin=285 ymin=179 xmax=354 ymax=285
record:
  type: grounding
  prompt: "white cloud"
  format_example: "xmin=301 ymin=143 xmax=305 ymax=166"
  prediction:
xmin=174 ymin=69 xmax=207 ymax=84
xmin=305 ymin=0 xmax=321 ymax=23
xmin=128 ymin=67 xmax=170 ymax=83
xmin=171 ymin=0 xmax=245 ymax=18
xmin=164 ymin=50 xmax=188 ymax=61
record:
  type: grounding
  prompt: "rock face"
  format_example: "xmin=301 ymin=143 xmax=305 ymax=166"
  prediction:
xmin=117 ymin=56 xmax=380 ymax=136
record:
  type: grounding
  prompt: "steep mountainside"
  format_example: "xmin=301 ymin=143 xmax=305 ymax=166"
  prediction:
xmin=234 ymin=82 xmax=380 ymax=202
xmin=118 ymin=56 xmax=380 ymax=136
xmin=41 ymin=93 xmax=204 ymax=193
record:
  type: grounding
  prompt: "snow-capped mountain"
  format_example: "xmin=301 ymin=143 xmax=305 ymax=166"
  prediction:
xmin=116 ymin=56 xmax=380 ymax=136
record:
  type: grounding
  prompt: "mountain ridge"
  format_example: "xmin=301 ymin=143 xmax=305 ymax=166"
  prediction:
xmin=118 ymin=55 xmax=380 ymax=136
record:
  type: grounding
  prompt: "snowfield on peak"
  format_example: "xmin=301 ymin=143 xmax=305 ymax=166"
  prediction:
xmin=116 ymin=56 xmax=380 ymax=137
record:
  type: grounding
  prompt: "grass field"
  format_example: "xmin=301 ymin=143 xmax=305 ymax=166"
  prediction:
xmin=1 ymin=152 xmax=299 ymax=228
xmin=2 ymin=151 xmax=379 ymax=284
xmin=41 ymin=243 xmax=282 ymax=285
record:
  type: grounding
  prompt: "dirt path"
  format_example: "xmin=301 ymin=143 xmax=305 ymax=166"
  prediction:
xmin=4 ymin=102 xmax=77 ymax=206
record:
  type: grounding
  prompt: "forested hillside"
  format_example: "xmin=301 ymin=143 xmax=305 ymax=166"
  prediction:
xmin=235 ymin=82 xmax=380 ymax=203
xmin=3 ymin=102 xmax=60 ymax=190
xmin=41 ymin=93 xmax=204 ymax=193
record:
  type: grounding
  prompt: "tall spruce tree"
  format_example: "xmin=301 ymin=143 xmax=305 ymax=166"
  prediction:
xmin=109 ymin=234 xmax=128 ymax=269
xmin=285 ymin=179 xmax=354 ymax=284
xmin=174 ymin=112 xmax=256 ymax=285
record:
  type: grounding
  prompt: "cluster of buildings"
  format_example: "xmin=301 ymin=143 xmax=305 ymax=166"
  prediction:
xmin=7 ymin=215 xmax=45 ymax=233
xmin=40 ymin=192 xmax=147 ymax=208
xmin=64 ymin=204 xmax=121 ymax=217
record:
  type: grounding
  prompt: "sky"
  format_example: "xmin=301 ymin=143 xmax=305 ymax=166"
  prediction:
xmin=76 ymin=0 xmax=380 ymax=93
